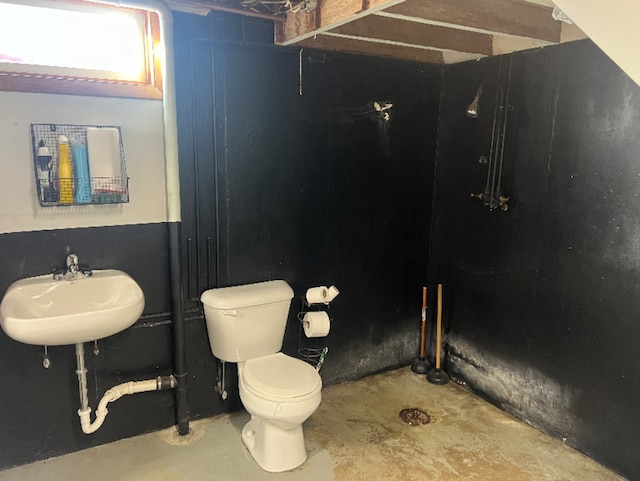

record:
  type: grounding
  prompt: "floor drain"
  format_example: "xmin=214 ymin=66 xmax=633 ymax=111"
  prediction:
xmin=399 ymin=408 xmax=431 ymax=426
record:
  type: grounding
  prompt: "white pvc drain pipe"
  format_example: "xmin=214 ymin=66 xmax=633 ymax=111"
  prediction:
xmin=75 ymin=343 xmax=176 ymax=434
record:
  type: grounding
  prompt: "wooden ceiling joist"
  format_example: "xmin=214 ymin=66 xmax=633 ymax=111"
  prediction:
xmin=275 ymin=0 xmax=406 ymax=45
xmin=168 ymin=0 xmax=584 ymax=65
xmin=330 ymin=15 xmax=493 ymax=55
xmin=383 ymin=0 xmax=562 ymax=42
xmin=298 ymin=34 xmax=444 ymax=64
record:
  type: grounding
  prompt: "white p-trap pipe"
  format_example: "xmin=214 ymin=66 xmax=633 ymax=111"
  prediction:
xmin=75 ymin=343 xmax=176 ymax=434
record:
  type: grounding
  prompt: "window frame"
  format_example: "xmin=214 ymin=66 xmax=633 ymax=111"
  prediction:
xmin=0 ymin=1 xmax=163 ymax=100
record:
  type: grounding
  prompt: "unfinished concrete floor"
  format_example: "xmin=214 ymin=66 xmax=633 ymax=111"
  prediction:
xmin=0 ymin=367 xmax=627 ymax=481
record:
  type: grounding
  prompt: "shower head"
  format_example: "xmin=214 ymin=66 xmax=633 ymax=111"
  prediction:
xmin=465 ymin=78 xmax=504 ymax=118
xmin=465 ymin=82 xmax=485 ymax=118
xmin=465 ymin=97 xmax=480 ymax=118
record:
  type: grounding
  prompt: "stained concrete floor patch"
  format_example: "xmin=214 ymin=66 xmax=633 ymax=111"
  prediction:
xmin=0 ymin=367 xmax=628 ymax=481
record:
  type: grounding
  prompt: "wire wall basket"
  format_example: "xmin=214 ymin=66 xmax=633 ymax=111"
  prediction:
xmin=297 ymin=347 xmax=328 ymax=372
xmin=31 ymin=123 xmax=129 ymax=207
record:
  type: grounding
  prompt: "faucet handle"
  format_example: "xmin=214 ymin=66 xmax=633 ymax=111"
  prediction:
xmin=80 ymin=267 xmax=93 ymax=277
xmin=52 ymin=267 xmax=65 ymax=280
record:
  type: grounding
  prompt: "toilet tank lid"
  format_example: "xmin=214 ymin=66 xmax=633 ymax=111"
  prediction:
xmin=201 ymin=280 xmax=294 ymax=309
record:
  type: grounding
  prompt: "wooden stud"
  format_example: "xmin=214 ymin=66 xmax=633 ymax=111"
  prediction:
xmin=299 ymin=34 xmax=444 ymax=63
xmin=331 ymin=14 xmax=493 ymax=55
xmin=384 ymin=0 xmax=561 ymax=42
xmin=276 ymin=0 xmax=405 ymax=45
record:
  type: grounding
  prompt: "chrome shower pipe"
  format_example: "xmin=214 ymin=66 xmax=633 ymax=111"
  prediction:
xmin=485 ymin=82 xmax=504 ymax=209
xmin=495 ymin=59 xmax=513 ymax=200
xmin=466 ymin=73 xmax=511 ymax=211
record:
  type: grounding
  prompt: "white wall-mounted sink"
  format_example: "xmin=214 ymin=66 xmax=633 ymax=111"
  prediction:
xmin=0 ymin=270 xmax=144 ymax=346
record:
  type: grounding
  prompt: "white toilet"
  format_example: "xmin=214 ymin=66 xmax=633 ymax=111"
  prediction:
xmin=200 ymin=280 xmax=322 ymax=473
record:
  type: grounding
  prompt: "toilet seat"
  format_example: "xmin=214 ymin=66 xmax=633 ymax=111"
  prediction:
xmin=241 ymin=353 xmax=321 ymax=402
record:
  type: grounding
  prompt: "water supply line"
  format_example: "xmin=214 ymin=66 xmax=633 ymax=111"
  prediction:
xmin=75 ymin=343 xmax=176 ymax=434
xmin=467 ymin=78 xmax=506 ymax=211
xmin=83 ymin=0 xmax=189 ymax=435
xmin=466 ymin=57 xmax=513 ymax=212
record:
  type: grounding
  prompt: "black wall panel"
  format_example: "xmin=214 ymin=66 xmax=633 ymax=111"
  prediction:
xmin=433 ymin=40 xmax=640 ymax=479
xmin=0 ymin=224 xmax=177 ymax=468
xmin=174 ymin=11 xmax=441 ymax=386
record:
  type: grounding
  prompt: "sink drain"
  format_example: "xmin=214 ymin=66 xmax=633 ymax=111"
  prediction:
xmin=399 ymin=408 xmax=431 ymax=426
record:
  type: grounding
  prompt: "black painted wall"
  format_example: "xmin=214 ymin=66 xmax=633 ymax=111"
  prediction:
xmin=0 ymin=225 xmax=176 ymax=467
xmin=174 ymin=11 xmax=440 ymax=386
xmin=0 ymin=11 xmax=439 ymax=470
xmin=432 ymin=40 xmax=640 ymax=479
xmin=6 ymin=11 xmax=637 ymax=480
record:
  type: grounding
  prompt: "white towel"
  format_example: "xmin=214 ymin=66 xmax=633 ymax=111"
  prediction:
xmin=86 ymin=127 xmax=121 ymax=191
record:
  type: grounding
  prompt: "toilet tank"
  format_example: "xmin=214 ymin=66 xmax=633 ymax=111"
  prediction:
xmin=200 ymin=280 xmax=294 ymax=362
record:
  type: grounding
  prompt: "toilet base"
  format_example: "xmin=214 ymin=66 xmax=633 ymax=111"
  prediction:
xmin=241 ymin=415 xmax=307 ymax=472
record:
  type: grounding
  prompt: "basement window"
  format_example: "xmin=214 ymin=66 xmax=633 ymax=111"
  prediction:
xmin=0 ymin=0 xmax=162 ymax=99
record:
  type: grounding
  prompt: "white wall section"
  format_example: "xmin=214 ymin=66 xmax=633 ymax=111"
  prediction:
xmin=0 ymin=91 xmax=167 ymax=234
xmin=553 ymin=0 xmax=640 ymax=88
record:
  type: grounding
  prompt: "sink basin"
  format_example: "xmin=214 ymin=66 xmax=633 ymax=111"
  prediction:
xmin=0 ymin=270 xmax=144 ymax=346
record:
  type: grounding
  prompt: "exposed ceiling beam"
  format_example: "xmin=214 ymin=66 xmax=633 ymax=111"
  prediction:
xmin=330 ymin=14 xmax=493 ymax=55
xmin=383 ymin=0 xmax=561 ymax=42
xmin=298 ymin=34 xmax=445 ymax=64
xmin=275 ymin=0 xmax=406 ymax=45
xmin=520 ymin=0 xmax=554 ymax=6
xmin=278 ymin=0 xmax=567 ymax=64
xmin=167 ymin=0 xmax=588 ymax=66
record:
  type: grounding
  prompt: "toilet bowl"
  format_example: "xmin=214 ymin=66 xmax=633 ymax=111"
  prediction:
xmin=200 ymin=280 xmax=323 ymax=473
xmin=238 ymin=352 xmax=322 ymax=472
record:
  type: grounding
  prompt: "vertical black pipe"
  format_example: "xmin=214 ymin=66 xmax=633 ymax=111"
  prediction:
xmin=168 ymin=221 xmax=189 ymax=435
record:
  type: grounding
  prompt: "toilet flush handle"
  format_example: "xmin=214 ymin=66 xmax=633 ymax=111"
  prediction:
xmin=222 ymin=310 xmax=238 ymax=317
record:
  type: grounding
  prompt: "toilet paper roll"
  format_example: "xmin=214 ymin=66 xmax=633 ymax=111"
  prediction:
xmin=303 ymin=311 xmax=331 ymax=338
xmin=326 ymin=285 xmax=340 ymax=302
xmin=86 ymin=127 xmax=121 ymax=192
xmin=306 ymin=286 xmax=329 ymax=304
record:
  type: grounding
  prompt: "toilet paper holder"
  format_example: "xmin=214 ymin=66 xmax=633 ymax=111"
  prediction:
xmin=297 ymin=309 xmax=332 ymax=323
xmin=296 ymin=284 xmax=339 ymax=371
xmin=298 ymin=284 xmax=339 ymax=335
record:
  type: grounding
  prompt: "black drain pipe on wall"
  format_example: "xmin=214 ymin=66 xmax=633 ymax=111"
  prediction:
xmin=159 ymin=1 xmax=190 ymax=436
xmin=169 ymin=222 xmax=189 ymax=435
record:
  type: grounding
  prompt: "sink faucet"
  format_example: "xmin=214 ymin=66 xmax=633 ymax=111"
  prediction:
xmin=67 ymin=254 xmax=80 ymax=275
xmin=53 ymin=254 xmax=92 ymax=280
